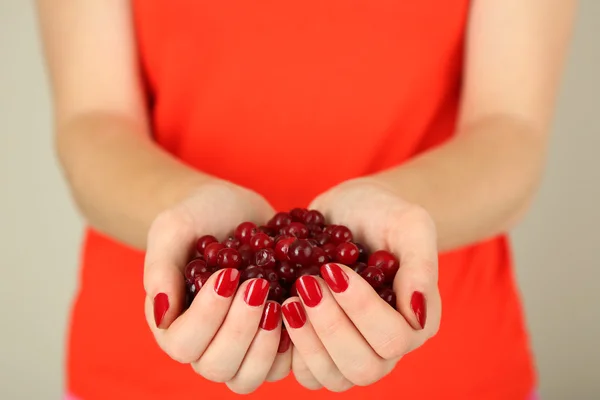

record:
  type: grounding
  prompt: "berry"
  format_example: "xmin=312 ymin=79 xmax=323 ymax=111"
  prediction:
xmin=237 ymin=244 xmax=254 ymax=267
xmin=235 ymin=221 xmax=257 ymax=244
xmin=335 ymin=242 xmax=359 ymax=265
xmin=289 ymin=208 xmax=308 ymax=222
xmin=266 ymin=269 xmax=279 ymax=282
xmin=280 ymin=222 xmax=309 ymax=239
xmin=223 ymin=236 xmax=241 ymax=249
xmin=297 ymin=265 xmax=321 ymax=277
xmin=255 ymin=248 xmax=277 ymax=269
xmin=190 ymin=272 xmax=211 ymax=295
xmin=331 ymin=225 xmax=353 ymax=244
xmin=323 ymin=225 xmax=337 ymax=235
xmin=268 ymin=212 xmax=292 ymax=229
xmin=216 ymin=248 xmax=242 ymax=269
xmin=204 ymin=242 xmax=225 ymax=267
xmin=368 ymin=250 xmax=400 ymax=282
xmin=196 ymin=235 xmax=218 ymax=253
xmin=240 ymin=265 xmax=266 ymax=282
xmin=303 ymin=210 xmax=325 ymax=226
xmin=258 ymin=225 xmax=276 ymax=237
xmin=361 ymin=266 xmax=385 ymax=289
xmin=268 ymin=281 xmax=286 ymax=303
xmin=288 ymin=239 xmax=314 ymax=266
xmin=308 ymin=224 xmax=324 ymax=234
xmin=355 ymin=242 xmax=369 ymax=263
xmin=352 ymin=262 xmax=367 ymax=275
xmin=311 ymin=247 xmax=328 ymax=266
xmin=274 ymin=237 xmax=296 ymax=261
xmin=289 ymin=281 xmax=298 ymax=297
xmin=276 ymin=261 xmax=297 ymax=285
xmin=322 ymin=243 xmax=337 ymax=260
xmin=378 ymin=287 xmax=397 ymax=309
xmin=184 ymin=258 xmax=211 ymax=282
xmin=250 ymin=232 xmax=274 ymax=251
xmin=313 ymin=232 xmax=331 ymax=246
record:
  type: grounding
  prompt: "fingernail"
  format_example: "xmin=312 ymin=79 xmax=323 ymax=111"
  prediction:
xmin=411 ymin=291 xmax=427 ymax=329
xmin=260 ymin=301 xmax=281 ymax=331
xmin=244 ymin=278 xmax=270 ymax=306
xmin=214 ymin=269 xmax=240 ymax=298
xmin=296 ymin=276 xmax=323 ymax=307
xmin=278 ymin=329 xmax=291 ymax=353
xmin=320 ymin=263 xmax=349 ymax=293
xmin=282 ymin=301 xmax=306 ymax=329
xmin=153 ymin=293 xmax=169 ymax=328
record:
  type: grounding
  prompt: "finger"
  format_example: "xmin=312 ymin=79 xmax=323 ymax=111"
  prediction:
xmin=291 ymin=346 xmax=322 ymax=390
xmin=320 ymin=263 xmax=416 ymax=359
xmin=266 ymin=329 xmax=292 ymax=382
xmin=226 ymin=301 xmax=283 ymax=394
xmin=144 ymin=209 xmax=197 ymax=329
xmin=145 ymin=268 xmax=240 ymax=363
xmin=295 ymin=275 xmax=388 ymax=386
xmin=388 ymin=206 xmax=441 ymax=336
xmin=192 ymin=278 xmax=270 ymax=382
xmin=281 ymin=299 xmax=353 ymax=392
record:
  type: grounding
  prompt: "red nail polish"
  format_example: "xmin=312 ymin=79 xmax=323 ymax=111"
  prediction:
xmin=214 ymin=269 xmax=240 ymax=298
xmin=282 ymin=301 xmax=306 ymax=329
xmin=296 ymin=276 xmax=323 ymax=307
xmin=153 ymin=293 xmax=169 ymax=328
xmin=411 ymin=291 xmax=427 ymax=329
xmin=320 ymin=263 xmax=349 ymax=293
xmin=260 ymin=301 xmax=281 ymax=331
xmin=278 ymin=329 xmax=291 ymax=353
xmin=244 ymin=279 xmax=270 ymax=306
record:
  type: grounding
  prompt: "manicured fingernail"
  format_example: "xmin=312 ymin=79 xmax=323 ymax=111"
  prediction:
xmin=153 ymin=293 xmax=169 ymax=328
xmin=411 ymin=291 xmax=427 ymax=330
xmin=244 ymin=278 xmax=270 ymax=306
xmin=214 ymin=269 xmax=240 ymax=298
xmin=282 ymin=301 xmax=306 ymax=329
xmin=260 ymin=301 xmax=281 ymax=331
xmin=320 ymin=263 xmax=349 ymax=293
xmin=296 ymin=276 xmax=323 ymax=307
xmin=278 ymin=329 xmax=291 ymax=353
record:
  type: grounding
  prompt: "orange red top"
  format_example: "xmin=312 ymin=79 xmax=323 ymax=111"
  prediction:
xmin=66 ymin=1 xmax=537 ymax=399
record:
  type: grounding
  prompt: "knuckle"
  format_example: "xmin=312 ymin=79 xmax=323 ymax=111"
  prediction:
xmin=345 ymin=360 xmax=386 ymax=387
xmin=323 ymin=374 xmax=353 ymax=393
xmin=193 ymin=361 xmax=236 ymax=383
xmin=226 ymin=381 xmax=259 ymax=395
xmin=374 ymin=332 xmax=411 ymax=360
xmin=164 ymin=341 xmax=196 ymax=364
xmin=315 ymin=315 xmax=346 ymax=340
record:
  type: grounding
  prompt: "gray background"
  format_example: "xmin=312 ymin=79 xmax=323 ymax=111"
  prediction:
xmin=0 ymin=1 xmax=598 ymax=399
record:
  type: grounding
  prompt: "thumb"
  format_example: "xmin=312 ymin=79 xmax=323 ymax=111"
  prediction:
xmin=144 ymin=209 xmax=196 ymax=330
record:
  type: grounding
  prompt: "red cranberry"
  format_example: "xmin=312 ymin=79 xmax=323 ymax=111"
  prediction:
xmin=352 ymin=262 xmax=367 ymax=275
xmin=268 ymin=212 xmax=292 ymax=229
xmin=280 ymin=222 xmax=309 ymax=239
xmin=240 ymin=265 xmax=266 ymax=282
xmin=237 ymin=244 xmax=254 ymax=267
xmin=274 ymin=237 xmax=296 ymax=261
xmin=288 ymin=239 xmax=314 ymax=266
xmin=331 ymin=225 xmax=353 ymax=244
xmin=306 ymin=238 xmax=319 ymax=247
xmin=184 ymin=258 xmax=211 ymax=281
xmin=216 ymin=248 xmax=242 ymax=269
xmin=268 ymin=281 xmax=286 ymax=303
xmin=308 ymin=224 xmax=324 ymax=234
xmin=313 ymin=232 xmax=331 ymax=246
xmin=257 ymin=225 xmax=276 ymax=237
xmin=297 ymin=265 xmax=321 ymax=277
xmin=223 ymin=236 xmax=241 ymax=249
xmin=276 ymin=261 xmax=297 ymax=285
xmin=265 ymin=269 xmax=279 ymax=282
xmin=368 ymin=250 xmax=400 ymax=282
xmin=255 ymin=248 xmax=277 ymax=269
xmin=311 ymin=247 xmax=328 ymax=266
xmin=361 ymin=266 xmax=385 ymax=289
xmin=235 ymin=221 xmax=257 ymax=244
xmin=323 ymin=225 xmax=337 ymax=235
xmin=290 ymin=281 xmax=298 ymax=297
xmin=355 ymin=242 xmax=369 ymax=263
xmin=250 ymin=232 xmax=274 ymax=251
xmin=335 ymin=242 xmax=359 ymax=265
xmin=378 ymin=287 xmax=397 ymax=309
xmin=303 ymin=210 xmax=325 ymax=226
xmin=204 ymin=242 xmax=225 ymax=267
xmin=190 ymin=272 xmax=211 ymax=294
xmin=322 ymin=243 xmax=337 ymax=260
xmin=289 ymin=208 xmax=308 ymax=222
xmin=196 ymin=235 xmax=218 ymax=253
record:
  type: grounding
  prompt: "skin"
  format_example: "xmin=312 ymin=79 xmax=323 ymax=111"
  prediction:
xmin=36 ymin=0 xmax=575 ymax=394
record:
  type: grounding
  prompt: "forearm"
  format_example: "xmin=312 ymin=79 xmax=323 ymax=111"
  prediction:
xmin=56 ymin=112 xmax=211 ymax=249
xmin=372 ymin=116 xmax=547 ymax=251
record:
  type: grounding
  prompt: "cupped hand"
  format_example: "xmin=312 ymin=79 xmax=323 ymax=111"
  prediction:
xmin=143 ymin=180 xmax=291 ymax=394
xmin=283 ymin=178 xmax=441 ymax=391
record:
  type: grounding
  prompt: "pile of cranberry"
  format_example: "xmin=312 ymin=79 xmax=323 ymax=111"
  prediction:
xmin=184 ymin=208 xmax=399 ymax=309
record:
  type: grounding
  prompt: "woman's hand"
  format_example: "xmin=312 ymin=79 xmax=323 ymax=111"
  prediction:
xmin=283 ymin=178 xmax=441 ymax=391
xmin=142 ymin=180 xmax=291 ymax=394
